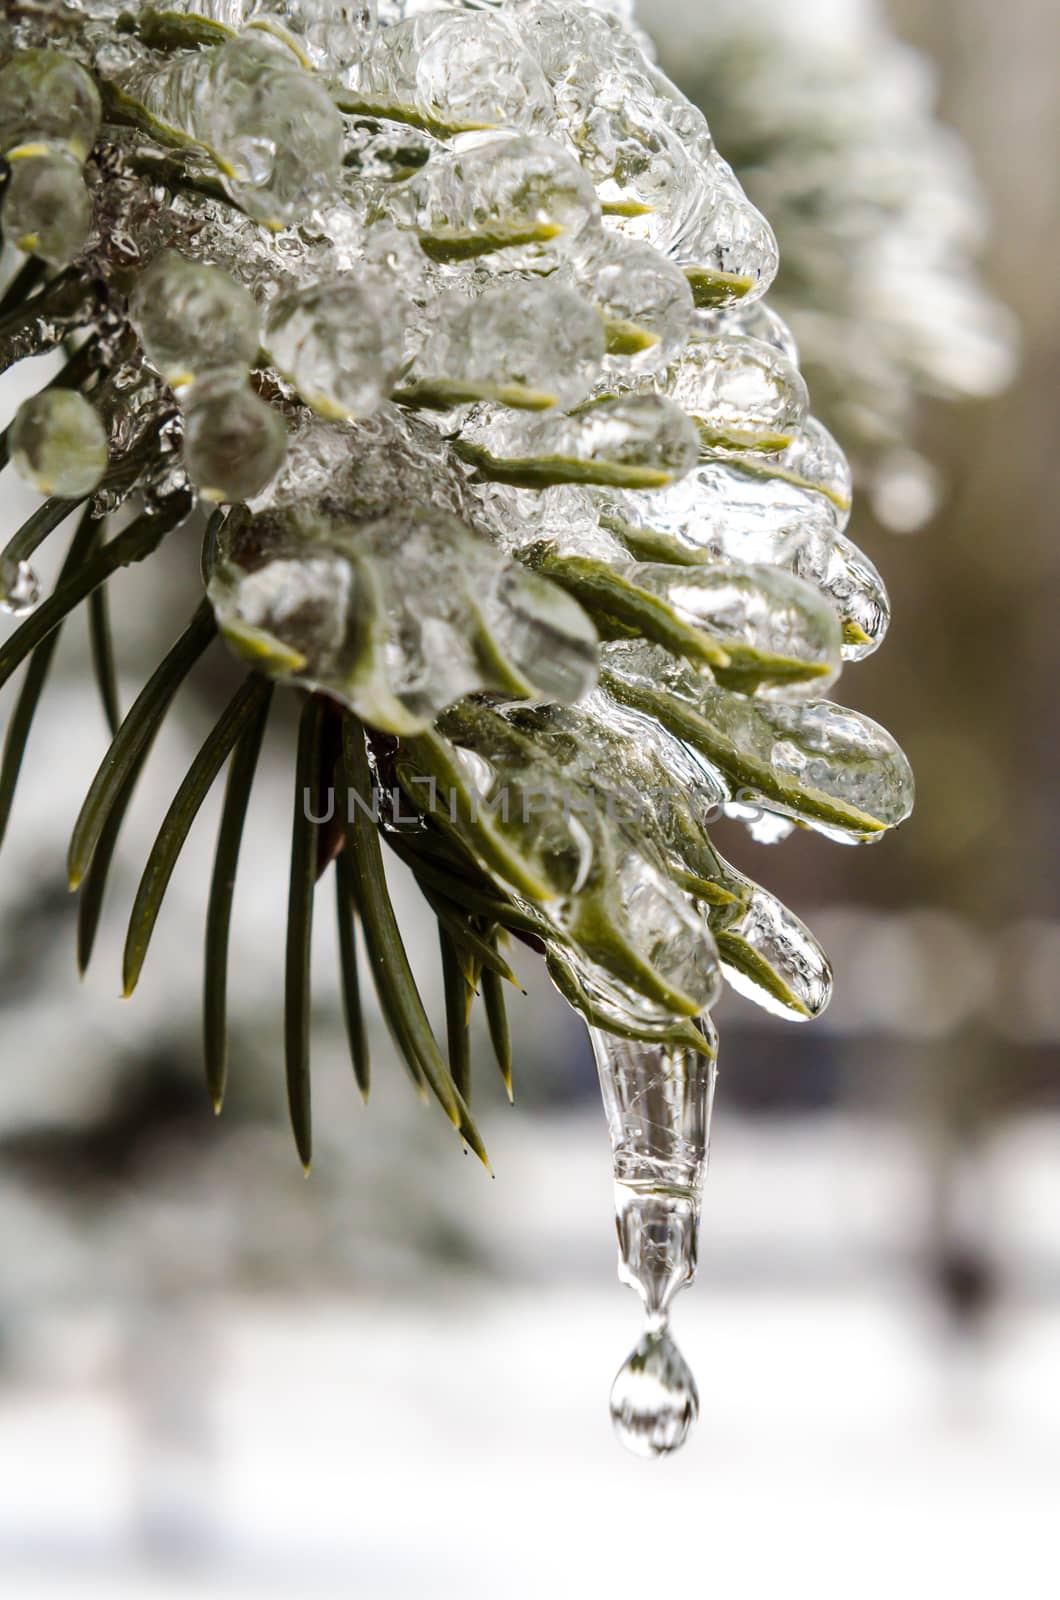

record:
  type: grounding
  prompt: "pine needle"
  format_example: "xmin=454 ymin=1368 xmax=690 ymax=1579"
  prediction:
xmin=481 ymin=963 xmax=514 ymax=1102
xmin=0 ymin=256 xmax=46 ymax=318
xmin=76 ymin=736 xmax=153 ymax=977
xmin=0 ymin=492 xmax=193 ymax=697
xmin=67 ymin=596 xmax=215 ymax=889
xmin=87 ymin=580 xmax=121 ymax=737
xmin=439 ymin=922 xmax=472 ymax=1104
xmin=0 ymin=504 xmax=101 ymax=852
xmin=123 ymin=673 xmax=273 ymax=997
xmin=285 ymin=694 xmax=325 ymax=1171
xmin=203 ymin=679 xmax=273 ymax=1112
xmin=0 ymin=494 xmax=85 ymax=573
xmin=335 ymin=850 xmax=370 ymax=1102
xmin=341 ymin=711 xmax=490 ymax=1169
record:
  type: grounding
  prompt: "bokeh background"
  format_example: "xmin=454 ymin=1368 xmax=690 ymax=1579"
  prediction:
xmin=1 ymin=0 xmax=1057 ymax=1594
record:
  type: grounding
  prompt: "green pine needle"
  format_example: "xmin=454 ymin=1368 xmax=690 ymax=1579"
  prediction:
xmin=335 ymin=848 xmax=371 ymax=1102
xmin=481 ymin=962 xmax=514 ymax=1103
xmin=0 ymin=493 xmax=193 ymax=699
xmin=285 ymin=693 xmax=326 ymax=1171
xmin=67 ymin=597 xmax=215 ymax=890
xmin=341 ymin=711 xmax=490 ymax=1170
xmin=0 ymin=504 xmax=101 ymax=851
xmin=0 ymin=255 xmax=46 ymax=319
xmin=0 ymin=494 xmax=86 ymax=574
xmin=86 ymin=584 xmax=121 ymax=736
xmin=123 ymin=671 xmax=273 ymax=997
xmin=76 ymin=737 xmax=153 ymax=977
xmin=203 ymin=679 xmax=273 ymax=1112
xmin=439 ymin=922 xmax=473 ymax=1105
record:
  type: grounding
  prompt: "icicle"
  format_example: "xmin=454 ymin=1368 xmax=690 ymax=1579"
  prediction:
xmin=590 ymin=1020 xmax=717 ymax=1457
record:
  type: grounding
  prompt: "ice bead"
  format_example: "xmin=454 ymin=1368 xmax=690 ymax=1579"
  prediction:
xmin=1 ymin=151 xmax=93 ymax=267
xmin=675 ymin=171 xmax=780 ymax=309
xmin=129 ymin=251 xmax=261 ymax=388
xmin=395 ymin=132 xmax=600 ymax=264
xmin=335 ymin=12 xmax=550 ymax=134
xmin=455 ymin=393 xmax=699 ymax=489
xmin=661 ymin=332 xmax=809 ymax=452
xmin=826 ymin=532 xmax=891 ymax=660
xmin=707 ymin=866 xmax=833 ymax=1020
xmin=577 ymin=232 xmax=694 ymax=370
xmin=0 ymin=50 xmax=102 ymax=161
xmin=182 ymin=380 xmax=287 ymax=502
xmin=264 ymin=275 xmax=408 ymax=420
xmin=9 ymin=390 xmax=108 ymax=497
xmin=628 ymin=560 xmax=843 ymax=690
xmin=401 ymin=279 xmax=604 ymax=411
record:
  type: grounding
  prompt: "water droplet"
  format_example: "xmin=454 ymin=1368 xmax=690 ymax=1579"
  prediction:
xmin=9 ymin=389 xmax=108 ymax=498
xmin=610 ymin=1324 xmax=699 ymax=1458
xmin=129 ymin=249 xmax=261 ymax=390
xmin=0 ymin=556 xmax=40 ymax=617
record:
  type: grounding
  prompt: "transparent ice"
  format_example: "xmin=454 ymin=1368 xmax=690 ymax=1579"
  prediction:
xmin=404 ymin=278 xmax=604 ymax=410
xmin=264 ymin=275 xmax=409 ymax=420
xmin=456 ymin=392 xmax=700 ymax=489
xmin=592 ymin=1023 xmax=717 ymax=1456
xmin=111 ymin=31 xmax=343 ymax=224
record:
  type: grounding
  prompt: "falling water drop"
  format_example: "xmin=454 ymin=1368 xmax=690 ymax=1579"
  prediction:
xmin=610 ymin=1323 xmax=699 ymax=1458
xmin=590 ymin=1022 xmax=717 ymax=1456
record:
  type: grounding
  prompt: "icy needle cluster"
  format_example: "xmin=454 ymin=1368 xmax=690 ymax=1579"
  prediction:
xmin=0 ymin=0 xmax=912 ymax=1095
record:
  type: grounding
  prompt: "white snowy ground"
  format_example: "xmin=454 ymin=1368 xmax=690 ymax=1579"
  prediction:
xmin=1 ymin=1112 xmax=1058 ymax=1600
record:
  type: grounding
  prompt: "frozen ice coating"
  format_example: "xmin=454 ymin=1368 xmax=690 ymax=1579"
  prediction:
xmin=661 ymin=332 xmax=810 ymax=452
xmin=208 ymin=502 xmax=599 ymax=729
xmin=182 ymin=379 xmax=287 ymax=501
xmin=108 ymin=30 xmax=344 ymax=223
xmin=0 ymin=0 xmax=921 ymax=1454
xmin=579 ymin=232 xmax=695 ymax=369
xmin=395 ymin=132 xmax=601 ymax=262
xmin=334 ymin=12 xmax=550 ymax=132
xmin=455 ymin=393 xmax=701 ymax=488
xmin=0 ymin=49 xmax=101 ymax=265
xmin=402 ymin=279 xmax=605 ymax=410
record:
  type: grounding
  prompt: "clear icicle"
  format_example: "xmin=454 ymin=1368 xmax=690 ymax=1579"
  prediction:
xmin=590 ymin=1020 xmax=717 ymax=1457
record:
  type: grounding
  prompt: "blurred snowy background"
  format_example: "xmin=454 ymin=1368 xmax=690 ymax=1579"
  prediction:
xmin=1 ymin=0 xmax=1058 ymax=1594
